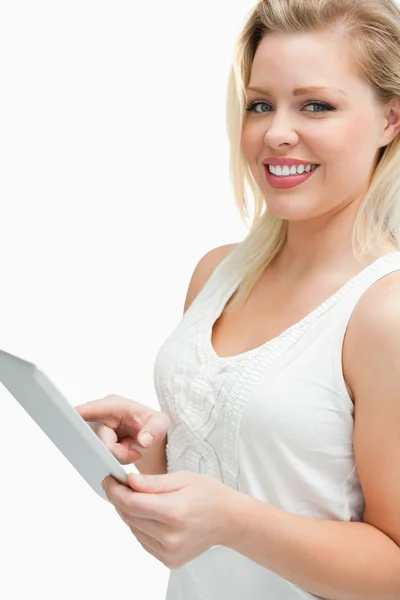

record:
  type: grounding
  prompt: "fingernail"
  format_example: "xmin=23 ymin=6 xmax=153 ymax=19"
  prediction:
xmin=139 ymin=432 xmax=153 ymax=447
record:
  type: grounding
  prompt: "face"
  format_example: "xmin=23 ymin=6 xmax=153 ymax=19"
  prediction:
xmin=241 ymin=30 xmax=396 ymax=222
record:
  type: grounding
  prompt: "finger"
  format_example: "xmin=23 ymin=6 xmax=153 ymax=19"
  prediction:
xmin=110 ymin=439 xmax=143 ymax=465
xmin=127 ymin=515 xmax=170 ymax=545
xmin=89 ymin=425 xmax=140 ymax=465
xmin=89 ymin=422 xmax=143 ymax=464
xmin=129 ymin=524 xmax=165 ymax=559
xmin=104 ymin=477 xmax=168 ymax=522
xmin=75 ymin=395 xmax=134 ymax=429
xmin=91 ymin=422 xmax=116 ymax=445
xmin=136 ymin=412 xmax=171 ymax=449
xmin=116 ymin=508 xmax=166 ymax=541
xmin=112 ymin=504 xmax=165 ymax=555
xmin=118 ymin=437 xmax=147 ymax=462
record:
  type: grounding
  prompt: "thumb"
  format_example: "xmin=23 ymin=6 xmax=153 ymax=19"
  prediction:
xmin=128 ymin=471 xmax=193 ymax=493
xmin=137 ymin=411 xmax=171 ymax=448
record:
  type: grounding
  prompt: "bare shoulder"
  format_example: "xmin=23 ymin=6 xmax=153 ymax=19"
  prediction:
xmin=342 ymin=269 xmax=400 ymax=547
xmin=343 ymin=269 xmax=400 ymax=397
xmin=183 ymin=243 xmax=239 ymax=314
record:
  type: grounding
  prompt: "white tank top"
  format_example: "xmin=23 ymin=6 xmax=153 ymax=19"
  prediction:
xmin=153 ymin=247 xmax=400 ymax=600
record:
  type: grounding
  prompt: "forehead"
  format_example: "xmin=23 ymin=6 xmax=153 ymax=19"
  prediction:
xmin=249 ymin=31 xmax=363 ymax=94
xmin=255 ymin=31 xmax=345 ymax=56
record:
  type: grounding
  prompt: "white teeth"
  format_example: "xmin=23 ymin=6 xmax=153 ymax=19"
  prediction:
xmin=268 ymin=163 xmax=318 ymax=176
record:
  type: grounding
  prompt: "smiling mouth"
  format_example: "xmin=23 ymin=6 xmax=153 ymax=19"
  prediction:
xmin=265 ymin=164 xmax=320 ymax=177
xmin=263 ymin=164 xmax=320 ymax=189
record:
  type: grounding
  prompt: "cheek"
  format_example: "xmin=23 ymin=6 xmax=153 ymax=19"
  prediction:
xmin=326 ymin=114 xmax=376 ymax=162
xmin=241 ymin=122 xmax=261 ymax=163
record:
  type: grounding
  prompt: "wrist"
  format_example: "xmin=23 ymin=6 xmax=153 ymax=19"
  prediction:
xmin=220 ymin=488 xmax=254 ymax=549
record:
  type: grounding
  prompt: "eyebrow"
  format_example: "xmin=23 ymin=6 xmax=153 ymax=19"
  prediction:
xmin=246 ymin=85 xmax=348 ymax=97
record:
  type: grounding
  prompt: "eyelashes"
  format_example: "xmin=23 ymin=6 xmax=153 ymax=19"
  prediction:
xmin=245 ymin=100 xmax=336 ymax=116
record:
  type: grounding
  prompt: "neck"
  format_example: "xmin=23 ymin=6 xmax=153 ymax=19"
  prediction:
xmin=273 ymin=198 xmax=396 ymax=279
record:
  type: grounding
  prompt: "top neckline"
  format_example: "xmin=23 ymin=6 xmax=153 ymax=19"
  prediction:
xmin=203 ymin=251 xmax=400 ymax=363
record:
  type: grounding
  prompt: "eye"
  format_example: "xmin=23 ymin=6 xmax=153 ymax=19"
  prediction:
xmin=303 ymin=101 xmax=335 ymax=114
xmin=245 ymin=100 xmax=271 ymax=114
xmin=245 ymin=100 xmax=335 ymax=115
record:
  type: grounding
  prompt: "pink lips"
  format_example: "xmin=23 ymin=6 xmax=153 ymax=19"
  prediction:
xmin=264 ymin=164 xmax=320 ymax=189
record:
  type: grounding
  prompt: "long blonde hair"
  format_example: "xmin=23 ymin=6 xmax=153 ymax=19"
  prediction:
xmin=224 ymin=0 xmax=400 ymax=311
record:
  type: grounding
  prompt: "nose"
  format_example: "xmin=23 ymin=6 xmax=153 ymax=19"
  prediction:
xmin=263 ymin=108 xmax=299 ymax=148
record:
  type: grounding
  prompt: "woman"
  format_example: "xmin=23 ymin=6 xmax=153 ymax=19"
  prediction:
xmin=76 ymin=0 xmax=400 ymax=598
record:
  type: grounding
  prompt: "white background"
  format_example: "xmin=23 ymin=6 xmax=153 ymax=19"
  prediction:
xmin=0 ymin=1 xmax=253 ymax=598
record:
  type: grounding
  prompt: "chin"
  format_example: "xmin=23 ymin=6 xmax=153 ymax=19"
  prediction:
xmin=264 ymin=202 xmax=318 ymax=222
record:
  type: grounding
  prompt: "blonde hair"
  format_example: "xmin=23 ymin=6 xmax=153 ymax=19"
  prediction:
xmin=224 ymin=0 xmax=400 ymax=311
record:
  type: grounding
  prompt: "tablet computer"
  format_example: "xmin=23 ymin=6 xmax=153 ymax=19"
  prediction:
xmin=0 ymin=348 xmax=133 ymax=503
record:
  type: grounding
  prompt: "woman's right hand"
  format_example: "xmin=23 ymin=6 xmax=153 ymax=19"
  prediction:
xmin=75 ymin=394 xmax=171 ymax=465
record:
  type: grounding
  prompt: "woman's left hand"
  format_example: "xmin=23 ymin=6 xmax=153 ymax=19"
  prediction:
xmin=101 ymin=470 xmax=240 ymax=569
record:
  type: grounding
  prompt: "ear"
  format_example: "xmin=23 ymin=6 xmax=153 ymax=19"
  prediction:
xmin=378 ymin=97 xmax=400 ymax=148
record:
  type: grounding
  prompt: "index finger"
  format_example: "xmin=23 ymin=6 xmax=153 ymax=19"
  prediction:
xmin=75 ymin=396 xmax=127 ymax=429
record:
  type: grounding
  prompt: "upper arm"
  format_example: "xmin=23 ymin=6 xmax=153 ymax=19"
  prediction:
xmin=183 ymin=243 xmax=238 ymax=314
xmin=344 ymin=271 xmax=400 ymax=547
